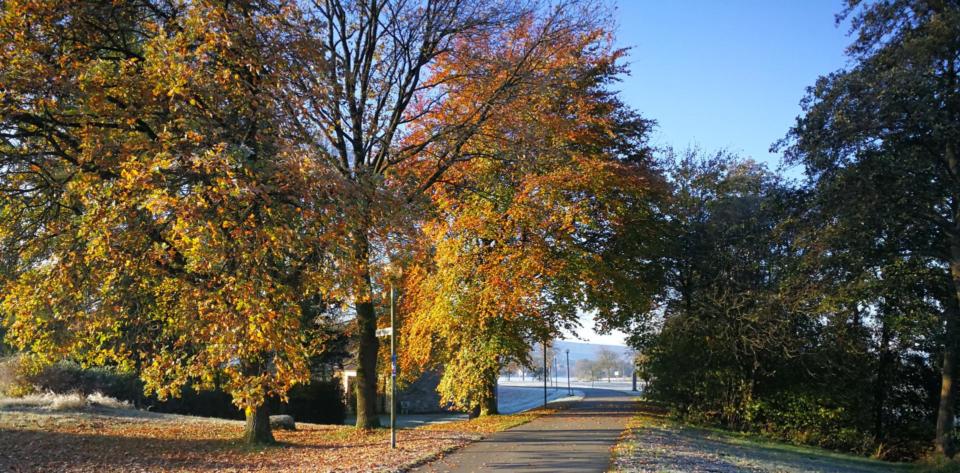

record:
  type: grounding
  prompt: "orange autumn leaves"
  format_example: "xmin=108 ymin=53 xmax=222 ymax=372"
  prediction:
xmin=0 ymin=0 xmax=330 ymax=411
xmin=0 ymin=0 xmax=661 ymax=420
xmin=397 ymin=17 xmax=659 ymax=411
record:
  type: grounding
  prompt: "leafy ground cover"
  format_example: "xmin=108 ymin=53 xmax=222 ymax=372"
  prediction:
xmin=611 ymin=401 xmax=920 ymax=473
xmin=421 ymin=407 xmax=558 ymax=435
xmin=0 ymin=402 xmax=555 ymax=472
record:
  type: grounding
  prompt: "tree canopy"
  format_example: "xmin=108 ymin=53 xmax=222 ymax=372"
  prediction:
xmin=4 ymin=0 xmax=960 ymax=461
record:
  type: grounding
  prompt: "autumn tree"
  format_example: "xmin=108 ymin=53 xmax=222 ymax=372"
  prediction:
xmin=277 ymin=0 xmax=621 ymax=428
xmin=398 ymin=14 xmax=662 ymax=415
xmin=779 ymin=0 xmax=960 ymax=456
xmin=0 ymin=0 xmax=338 ymax=443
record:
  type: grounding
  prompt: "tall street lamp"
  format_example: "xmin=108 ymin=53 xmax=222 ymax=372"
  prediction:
xmin=553 ymin=354 xmax=557 ymax=388
xmin=389 ymin=284 xmax=397 ymax=449
xmin=543 ymin=340 xmax=548 ymax=407
xmin=376 ymin=274 xmax=399 ymax=449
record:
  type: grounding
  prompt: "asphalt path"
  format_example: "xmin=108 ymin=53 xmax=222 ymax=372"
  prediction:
xmin=412 ymin=387 xmax=637 ymax=472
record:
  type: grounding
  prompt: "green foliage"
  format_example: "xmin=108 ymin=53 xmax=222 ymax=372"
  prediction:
xmin=774 ymin=0 xmax=960 ymax=458
xmin=635 ymin=149 xmax=945 ymax=461
xmin=641 ymin=150 xmax=797 ymax=423
xmin=617 ymin=0 xmax=960 ymax=462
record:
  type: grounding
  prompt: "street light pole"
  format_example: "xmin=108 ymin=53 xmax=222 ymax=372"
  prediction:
xmin=543 ymin=340 xmax=548 ymax=407
xmin=553 ymin=355 xmax=557 ymax=388
xmin=390 ymin=284 xmax=397 ymax=449
xmin=566 ymin=349 xmax=571 ymax=395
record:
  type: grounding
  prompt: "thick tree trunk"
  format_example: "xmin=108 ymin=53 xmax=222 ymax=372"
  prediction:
xmin=244 ymin=403 xmax=274 ymax=444
xmin=874 ymin=318 xmax=892 ymax=441
xmin=937 ymin=240 xmax=960 ymax=457
xmin=353 ymin=229 xmax=381 ymax=429
xmin=240 ymin=358 xmax=274 ymax=444
xmin=355 ymin=300 xmax=381 ymax=429
xmin=936 ymin=317 xmax=958 ymax=458
xmin=480 ymin=370 xmax=499 ymax=416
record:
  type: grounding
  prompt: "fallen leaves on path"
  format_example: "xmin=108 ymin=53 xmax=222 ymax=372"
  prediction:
xmin=421 ymin=408 xmax=557 ymax=434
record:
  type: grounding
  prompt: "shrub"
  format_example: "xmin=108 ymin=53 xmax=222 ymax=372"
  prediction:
xmin=87 ymin=391 xmax=134 ymax=410
xmin=49 ymin=392 xmax=88 ymax=411
xmin=25 ymin=361 xmax=144 ymax=402
xmin=147 ymin=380 xmax=347 ymax=425
xmin=268 ymin=379 xmax=346 ymax=425
xmin=0 ymin=356 xmax=21 ymax=396
xmin=0 ymin=392 xmax=55 ymax=408
xmin=0 ymin=358 xmax=346 ymax=424
xmin=0 ymin=392 xmax=132 ymax=411
xmin=147 ymin=387 xmax=243 ymax=419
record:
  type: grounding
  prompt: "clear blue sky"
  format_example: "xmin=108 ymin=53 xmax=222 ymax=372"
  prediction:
xmin=612 ymin=0 xmax=851 ymax=170
xmin=575 ymin=1 xmax=851 ymax=346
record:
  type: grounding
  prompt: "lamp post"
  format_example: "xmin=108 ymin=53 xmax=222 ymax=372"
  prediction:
xmin=553 ymin=355 xmax=557 ymax=388
xmin=389 ymin=284 xmax=397 ymax=449
xmin=543 ymin=340 xmax=548 ymax=407
xmin=376 ymin=278 xmax=399 ymax=449
xmin=566 ymin=349 xmax=571 ymax=395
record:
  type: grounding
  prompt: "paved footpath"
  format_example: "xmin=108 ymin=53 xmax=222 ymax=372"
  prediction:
xmin=413 ymin=388 xmax=636 ymax=472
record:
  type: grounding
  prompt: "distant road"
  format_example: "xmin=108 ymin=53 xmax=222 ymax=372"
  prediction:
xmin=496 ymin=385 xmax=583 ymax=414
xmin=412 ymin=387 xmax=636 ymax=472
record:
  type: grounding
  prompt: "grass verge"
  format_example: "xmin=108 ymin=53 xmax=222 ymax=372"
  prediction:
xmin=611 ymin=400 xmax=918 ymax=473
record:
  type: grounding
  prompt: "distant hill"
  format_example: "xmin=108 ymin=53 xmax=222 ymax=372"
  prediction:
xmin=551 ymin=340 xmax=633 ymax=364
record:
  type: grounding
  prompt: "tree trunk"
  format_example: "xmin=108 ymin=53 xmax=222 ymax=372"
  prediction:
xmin=355 ymin=298 xmax=381 ymax=429
xmin=937 ymin=239 xmax=960 ymax=457
xmin=936 ymin=315 xmax=958 ymax=458
xmin=480 ymin=370 xmax=499 ymax=416
xmin=240 ymin=358 xmax=274 ymax=444
xmin=874 ymin=317 xmax=892 ymax=441
xmin=348 ymin=217 xmax=381 ymax=430
xmin=244 ymin=403 xmax=274 ymax=444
